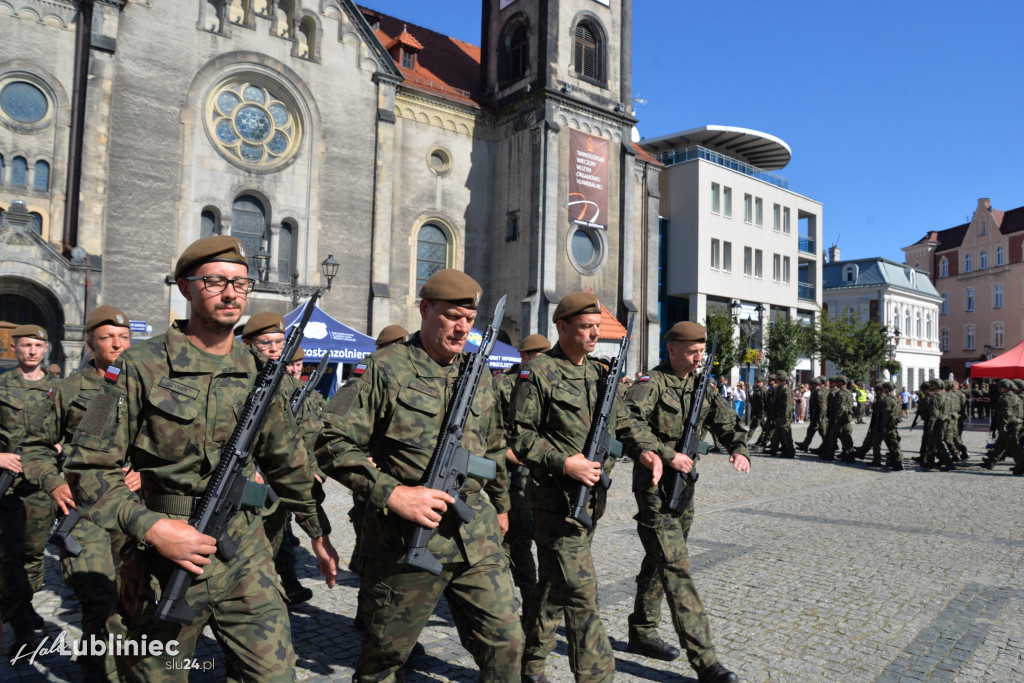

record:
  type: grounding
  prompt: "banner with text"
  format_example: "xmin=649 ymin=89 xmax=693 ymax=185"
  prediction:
xmin=568 ymin=129 xmax=609 ymax=230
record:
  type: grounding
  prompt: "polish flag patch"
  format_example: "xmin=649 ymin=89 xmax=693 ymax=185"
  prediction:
xmin=104 ymin=366 xmax=121 ymax=382
xmin=638 ymin=375 xmax=650 ymax=382
xmin=519 ymin=370 xmax=531 ymax=380
xmin=353 ymin=363 xmax=367 ymax=376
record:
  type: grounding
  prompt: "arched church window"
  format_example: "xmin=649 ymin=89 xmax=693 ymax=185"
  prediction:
xmin=11 ymin=157 xmax=27 ymax=187
xmin=201 ymin=208 xmax=221 ymax=238
xmin=499 ymin=16 xmax=530 ymax=85
xmin=33 ymin=160 xmax=49 ymax=191
xmin=278 ymin=220 xmax=295 ymax=282
xmin=231 ymin=194 xmax=267 ymax=275
xmin=205 ymin=76 xmax=303 ymax=171
xmin=573 ymin=20 xmax=603 ymax=82
xmin=416 ymin=224 xmax=449 ymax=292
xmin=298 ymin=17 xmax=316 ymax=60
xmin=29 ymin=211 xmax=42 ymax=235
xmin=275 ymin=0 xmax=294 ymax=38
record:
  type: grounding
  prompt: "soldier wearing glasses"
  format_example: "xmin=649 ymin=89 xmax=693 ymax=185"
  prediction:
xmin=64 ymin=236 xmax=338 ymax=680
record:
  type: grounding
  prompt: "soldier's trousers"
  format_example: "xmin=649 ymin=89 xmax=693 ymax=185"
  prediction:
xmin=769 ymin=422 xmax=795 ymax=454
xmin=109 ymin=529 xmax=296 ymax=682
xmin=61 ymin=516 xmax=125 ymax=681
xmin=502 ymin=483 xmax=536 ymax=595
xmin=797 ymin=421 xmax=825 ymax=449
xmin=748 ymin=414 xmax=765 ymax=443
xmin=357 ymin=550 xmax=523 ymax=682
xmin=0 ymin=488 xmax=56 ymax=616
xmin=822 ymin=424 xmax=854 ymax=457
xmin=628 ymin=489 xmax=718 ymax=671
xmin=523 ymin=511 xmax=614 ymax=681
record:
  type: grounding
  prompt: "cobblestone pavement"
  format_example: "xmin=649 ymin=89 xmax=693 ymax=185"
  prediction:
xmin=3 ymin=421 xmax=1022 ymax=681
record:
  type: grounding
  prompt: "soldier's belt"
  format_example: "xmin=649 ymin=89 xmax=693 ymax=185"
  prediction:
xmin=146 ymin=481 xmax=269 ymax=516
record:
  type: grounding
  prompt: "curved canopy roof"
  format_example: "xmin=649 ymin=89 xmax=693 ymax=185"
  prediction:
xmin=640 ymin=125 xmax=792 ymax=170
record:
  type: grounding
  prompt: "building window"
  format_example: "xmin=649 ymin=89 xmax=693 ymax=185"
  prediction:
xmin=32 ymin=160 xmax=49 ymax=191
xmin=965 ymin=288 xmax=974 ymax=312
xmin=754 ymin=197 xmax=763 ymax=226
xmin=200 ymin=209 xmax=221 ymax=238
xmin=940 ymin=328 xmax=949 ymax=351
xmin=994 ymin=283 xmax=1003 ymax=308
xmin=773 ymin=203 xmax=781 ymax=232
xmin=506 ymin=212 xmax=519 ymax=242
xmin=782 ymin=207 xmax=791 ymax=234
xmin=773 ymin=253 xmax=781 ymax=281
xmin=206 ymin=76 xmax=304 ymax=172
xmin=994 ymin=323 xmax=1004 ymax=348
xmin=11 ymin=156 xmax=27 ymax=186
xmin=926 ymin=313 xmax=932 ymax=340
xmin=843 ymin=265 xmax=856 ymax=282
xmin=277 ymin=220 xmax=294 ymax=281
xmin=29 ymin=212 xmax=42 ymax=235
xmin=711 ymin=183 xmax=720 ymax=214
xmin=710 ymin=238 xmax=720 ymax=269
xmin=941 ymin=292 xmax=948 ymax=315
xmin=980 ymin=249 xmax=988 ymax=269
xmin=939 ymin=257 xmax=948 ymax=278
xmin=0 ymin=80 xmax=49 ymax=124
xmin=743 ymin=246 xmax=752 ymax=276
xmin=416 ymin=223 xmax=449 ymax=291
xmin=980 ymin=217 xmax=986 ymax=235
xmin=904 ymin=309 xmax=911 ymax=334
xmin=743 ymin=194 xmax=752 ymax=223
xmin=964 ymin=252 xmax=972 ymax=273
xmin=754 ymin=249 xmax=763 ymax=278
xmin=573 ymin=20 xmax=602 ymax=82
xmin=231 ymin=194 xmax=267 ymax=275
xmin=499 ymin=16 xmax=530 ymax=85
xmin=401 ymin=51 xmax=415 ymax=69
xmin=723 ymin=241 xmax=732 ymax=272
xmin=783 ymin=256 xmax=791 ymax=283
xmin=996 ymin=246 xmax=1004 ymax=266
xmin=965 ymin=326 xmax=974 ymax=350
xmin=569 ymin=227 xmax=603 ymax=273
xmin=915 ymin=311 xmax=921 ymax=338
xmin=723 ymin=187 xmax=732 ymax=218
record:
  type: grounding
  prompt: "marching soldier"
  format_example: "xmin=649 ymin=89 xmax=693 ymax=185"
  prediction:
xmin=63 ymin=235 xmax=338 ymax=680
xmin=623 ymin=321 xmax=746 ymax=683
xmin=316 ymin=270 xmax=524 ymax=681
xmin=493 ymin=333 xmax=551 ymax=599
xmin=797 ymin=377 xmax=828 ymax=453
xmin=0 ymin=324 xmax=59 ymax=656
xmin=852 ymin=381 xmax=885 ymax=461
xmin=747 ymin=377 xmax=767 ymax=441
xmin=509 ymin=292 xmax=665 ymax=682
xmin=767 ymin=371 xmax=796 ymax=457
xmin=20 ymin=306 xmax=141 ymax=679
xmin=818 ymin=376 xmax=854 ymax=461
xmin=981 ymin=379 xmax=1023 ymax=475
xmin=870 ymin=382 xmax=904 ymax=470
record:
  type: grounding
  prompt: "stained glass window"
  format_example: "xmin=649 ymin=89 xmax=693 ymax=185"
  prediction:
xmin=11 ymin=157 xmax=27 ymax=186
xmin=207 ymin=78 xmax=302 ymax=170
xmin=416 ymin=224 xmax=448 ymax=292
xmin=0 ymin=82 xmax=48 ymax=123
xmin=33 ymin=161 xmax=49 ymax=191
xmin=232 ymin=195 xmax=266 ymax=275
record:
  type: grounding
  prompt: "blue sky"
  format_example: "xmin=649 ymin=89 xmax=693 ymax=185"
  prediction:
xmin=365 ymin=1 xmax=1024 ymax=262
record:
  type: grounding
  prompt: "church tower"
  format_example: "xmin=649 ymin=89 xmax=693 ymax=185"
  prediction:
xmin=477 ymin=0 xmax=660 ymax=369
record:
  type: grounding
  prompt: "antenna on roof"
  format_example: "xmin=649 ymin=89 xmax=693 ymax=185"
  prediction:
xmin=831 ymin=233 xmax=840 ymax=247
xmin=632 ymin=93 xmax=648 ymax=107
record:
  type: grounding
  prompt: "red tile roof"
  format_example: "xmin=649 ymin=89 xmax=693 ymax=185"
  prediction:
xmin=632 ymin=142 xmax=662 ymax=166
xmin=386 ymin=25 xmax=424 ymax=52
xmin=598 ymin=303 xmax=628 ymax=340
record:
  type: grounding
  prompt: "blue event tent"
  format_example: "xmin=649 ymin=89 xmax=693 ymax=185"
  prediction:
xmin=465 ymin=328 xmax=521 ymax=369
xmin=283 ymin=304 xmax=376 ymax=363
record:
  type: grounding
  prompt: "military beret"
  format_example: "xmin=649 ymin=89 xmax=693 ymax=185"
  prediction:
xmin=518 ymin=333 xmax=551 ymax=354
xmin=47 ymin=363 xmax=61 ymax=376
xmin=665 ymin=321 xmax=706 ymax=343
xmin=997 ymin=379 xmax=1013 ymax=391
xmin=834 ymin=375 xmax=848 ymax=385
xmin=241 ymin=311 xmax=286 ymax=339
xmin=85 ymin=305 xmax=130 ymax=333
xmin=376 ymin=324 xmax=408 ymax=347
xmin=289 ymin=346 xmax=305 ymax=363
xmin=174 ymin=235 xmax=249 ymax=280
xmin=11 ymin=324 xmax=47 ymax=340
xmin=1014 ymin=379 xmax=1024 ymax=391
xmin=776 ymin=370 xmax=789 ymax=381
xmin=418 ymin=269 xmax=482 ymax=309
xmin=553 ymin=292 xmax=602 ymax=323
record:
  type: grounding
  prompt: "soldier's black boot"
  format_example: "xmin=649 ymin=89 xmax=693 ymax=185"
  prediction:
xmin=697 ymin=662 xmax=739 ymax=683
xmin=8 ymin=613 xmax=39 ymax=659
xmin=277 ymin=544 xmax=313 ymax=607
xmin=868 ymin=458 xmax=882 ymax=467
xmin=959 ymin=446 xmax=970 ymax=461
xmin=627 ymin=636 xmax=680 ymax=661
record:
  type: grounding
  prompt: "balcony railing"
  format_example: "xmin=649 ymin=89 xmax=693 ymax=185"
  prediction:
xmin=656 ymin=145 xmax=789 ymax=189
xmin=798 ymin=235 xmax=816 ymax=254
xmin=798 ymin=282 xmax=816 ymax=301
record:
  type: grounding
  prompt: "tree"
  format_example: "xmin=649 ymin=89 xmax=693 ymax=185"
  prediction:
xmin=817 ymin=310 xmax=890 ymax=382
xmin=764 ymin=316 xmax=815 ymax=375
xmin=703 ymin=307 xmax=737 ymax=378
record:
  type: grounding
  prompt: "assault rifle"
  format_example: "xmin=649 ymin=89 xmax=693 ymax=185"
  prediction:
xmin=404 ymin=295 xmax=506 ymax=575
xmin=49 ymin=508 xmax=83 ymax=557
xmin=155 ymin=292 xmax=319 ymax=625
xmin=570 ymin=314 xmax=635 ymax=529
xmin=664 ymin=334 xmax=718 ymax=515
xmin=290 ymin=352 xmax=331 ymax=416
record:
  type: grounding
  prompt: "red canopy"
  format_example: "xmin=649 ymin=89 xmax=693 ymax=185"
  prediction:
xmin=969 ymin=340 xmax=1024 ymax=379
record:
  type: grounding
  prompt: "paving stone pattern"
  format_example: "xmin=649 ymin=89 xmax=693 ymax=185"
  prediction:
xmin=2 ymin=422 xmax=1022 ymax=681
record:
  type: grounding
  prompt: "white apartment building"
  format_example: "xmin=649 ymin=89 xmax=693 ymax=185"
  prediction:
xmin=639 ymin=126 xmax=823 ymax=381
xmin=822 ymin=257 xmax=942 ymax=391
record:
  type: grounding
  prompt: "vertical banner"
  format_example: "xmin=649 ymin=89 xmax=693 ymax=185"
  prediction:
xmin=568 ymin=129 xmax=609 ymax=230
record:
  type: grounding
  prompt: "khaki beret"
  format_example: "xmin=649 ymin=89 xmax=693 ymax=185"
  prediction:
xmin=418 ymin=269 xmax=481 ymax=309
xmin=85 ymin=305 xmax=130 ymax=333
xmin=376 ymin=324 xmax=409 ymax=347
xmin=241 ymin=311 xmax=286 ymax=339
xmin=518 ymin=334 xmax=551 ymax=354
xmin=553 ymin=292 xmax=601 ymax=323
xmin=665 ymin=321 xmax=706 ymax=343
xmin=11 ymin=324 xmax=47 ymax=340
xmin=174 ymin=235 xmax=249 ymax=280
xmin=47 ymin=364 xmax=61 ymax=376
xmin=289 ymin=346 xmax=305 ymax=363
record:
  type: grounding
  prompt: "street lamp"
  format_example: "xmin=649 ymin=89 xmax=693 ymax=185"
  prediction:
xmin=251 ymin=249 xmax=341 ymax=307
xmin=732 ymin=300 xmax=766 ymax=389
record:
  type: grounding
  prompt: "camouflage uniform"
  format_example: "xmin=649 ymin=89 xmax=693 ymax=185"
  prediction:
xmin=874 ymin=391 xmax=904 ymax=468
xmin=747 ymin=383 xmax=767 ymax=442
xmin=63 ymin=321 xmax=325 ymax=681
xmin=921 ymin=384 xmax=956 ymax=470
xmin=820 ymin=383 xmax=854 ymax=461
xmin=508 ymin=345 xmax=663 ymax=681
xmin=493 ymin=365 xmax=537 ymax=596
xmin=768 ymin=379 xmax=795 ymax=456
xmin=798 ymin=380 xmax=828 ymax=451
xmin=623 ymin=363 xmax=749 ymax=675
xmin=988 ymin=385 xmax=1023 ymax=474
xmin=316 ymin=333 xmax=523 ymax=682
xmin=854 ymin=386 xmax=884 ymax=460
xmin=21 ymin=363 xmax=130 ymax=680
xmin=0 ymin=370 xmax=59 ymax=633
xmin=755 ymin=382 xmax=776 ymax=448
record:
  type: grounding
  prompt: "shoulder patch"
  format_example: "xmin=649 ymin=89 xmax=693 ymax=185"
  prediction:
xmin=638 ymin=375 xmax=650 ymax=382
xmin=519 ymin=369 xmax=531 ymax=380
xmin=353 ymin=363 xmax=367 ymax=376
xmin=103 ymin=365 xmax=121 ymax=383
